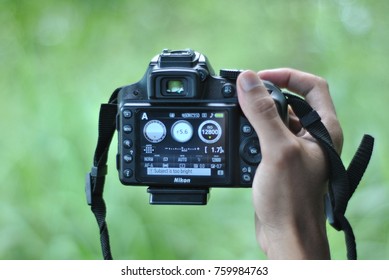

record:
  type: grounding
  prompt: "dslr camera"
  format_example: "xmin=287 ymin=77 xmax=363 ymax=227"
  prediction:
xmin=116 ymin=49 xmax=288 ymax=205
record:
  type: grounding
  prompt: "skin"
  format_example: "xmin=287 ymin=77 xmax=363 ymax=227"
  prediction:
xmin=236 ymin=69 xmax=343 ymax=259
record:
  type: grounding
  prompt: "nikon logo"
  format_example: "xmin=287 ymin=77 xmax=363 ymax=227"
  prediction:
xmin=174 ymin=177 xmax=191 ymax=183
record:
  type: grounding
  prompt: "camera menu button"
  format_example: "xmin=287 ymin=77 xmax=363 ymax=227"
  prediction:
xmin=123 ymin=125 xmax=133 ymax=134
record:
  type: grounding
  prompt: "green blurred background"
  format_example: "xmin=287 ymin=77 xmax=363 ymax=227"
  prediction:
xmin=1 ymin=0 xmax=388 ymax=260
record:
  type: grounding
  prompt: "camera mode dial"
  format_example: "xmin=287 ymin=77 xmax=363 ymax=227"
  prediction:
xmin=219 ymin=69 xmax=242 ymax=80
xmin=143 ymin=120 xmax=167 ymax=143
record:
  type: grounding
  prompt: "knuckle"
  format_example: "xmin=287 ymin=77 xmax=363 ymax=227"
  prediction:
xmin=315 ymin=76 xmax=329 ymax=88
xmin=328 ymin=118 xmax=344 ymax=154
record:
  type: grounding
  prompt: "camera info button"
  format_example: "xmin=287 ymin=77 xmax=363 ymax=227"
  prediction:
xmin=123 ymin=169 xmax=133 ymax=178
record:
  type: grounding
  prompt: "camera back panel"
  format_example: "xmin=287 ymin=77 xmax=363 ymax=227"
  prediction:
xmin=113 ymin=49 xmax=288 ymax=204
xmin=117 ymin=103 xmax=259 ymax=188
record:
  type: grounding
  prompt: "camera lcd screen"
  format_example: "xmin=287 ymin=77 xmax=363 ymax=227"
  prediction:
xmin=136 ymin=108 xmax=229 ymax=186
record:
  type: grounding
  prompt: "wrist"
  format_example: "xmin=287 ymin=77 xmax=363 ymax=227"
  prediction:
xmin=257 ymin=208 xmax=330 ymax=259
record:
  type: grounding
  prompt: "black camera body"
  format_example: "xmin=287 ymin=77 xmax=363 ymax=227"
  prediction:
xmin=116 ymin=49 xmax=288 ymax=204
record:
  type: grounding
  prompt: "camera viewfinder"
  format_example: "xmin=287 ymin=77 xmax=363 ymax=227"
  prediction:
xmin=162 ymin=78 xmax=188 ymax=96
xmin=167 ymin=80 xmax=185 ymax=94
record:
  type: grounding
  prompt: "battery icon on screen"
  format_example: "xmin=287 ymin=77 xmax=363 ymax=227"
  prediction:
xmin=214 ymin=113 xmax=224 ymax=118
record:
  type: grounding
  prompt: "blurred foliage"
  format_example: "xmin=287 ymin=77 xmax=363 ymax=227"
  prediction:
xmin=0 ymin=0 xmax=388 ymax=260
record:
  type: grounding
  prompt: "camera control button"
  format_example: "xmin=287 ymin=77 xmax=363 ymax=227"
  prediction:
xmin=123 ymin=169 xmax=133 ymax=178
xmin=248 ymin=145 xmax=260 ymax=156
xmin=221 ymin=83 xmax=236 ymax=97
xmin=123 ymin=154 xmax=133 ymax=163
xmin=123 ymin=139 xmax=133 ymax=149
xmin=242 ymin=173 xmax=252 ymax=183
xmin=123 ymin=125 xmax=133 ymax=133
xmin=123 ymin=110 xmax=133 ymax=118
xmin=240 ymin=137 xmax=262 ymax=165
xmin=171 ymin=120 xmax=193 ymax=143
xmin=242 ymin=124 xmax=253 ymax=135
xmin=144 ymin=120 xmax=167 ymax=143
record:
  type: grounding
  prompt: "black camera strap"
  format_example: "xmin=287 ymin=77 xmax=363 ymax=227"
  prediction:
xmin=85 ymin=90 xmax=374 ymax=260
xmin=85 ymin=89 xmax=119 ymax=260
xmin=284 ymin=92 xmax=374 ymax=260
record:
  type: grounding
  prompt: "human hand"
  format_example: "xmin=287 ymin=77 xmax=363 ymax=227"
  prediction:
xmin=236 ymin=69 xmax=343 ymax=259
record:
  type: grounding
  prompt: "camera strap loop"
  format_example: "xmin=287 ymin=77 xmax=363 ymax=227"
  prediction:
xmin=86 ymin=89 xmax=120 ymax=260
xmin=284 ymin=92 xmax=375 ymax=260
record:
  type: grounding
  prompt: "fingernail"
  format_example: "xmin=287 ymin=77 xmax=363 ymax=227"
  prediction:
xmin=240 ymin=71 xmax=264 ymax=92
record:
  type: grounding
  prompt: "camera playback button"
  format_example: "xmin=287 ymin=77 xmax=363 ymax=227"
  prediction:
xmin=123 ymin=109 xmax=133 ymax=118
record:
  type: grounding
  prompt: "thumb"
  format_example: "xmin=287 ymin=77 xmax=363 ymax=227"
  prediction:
xmin=237 ymin=70 xmax=290 ymax=146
